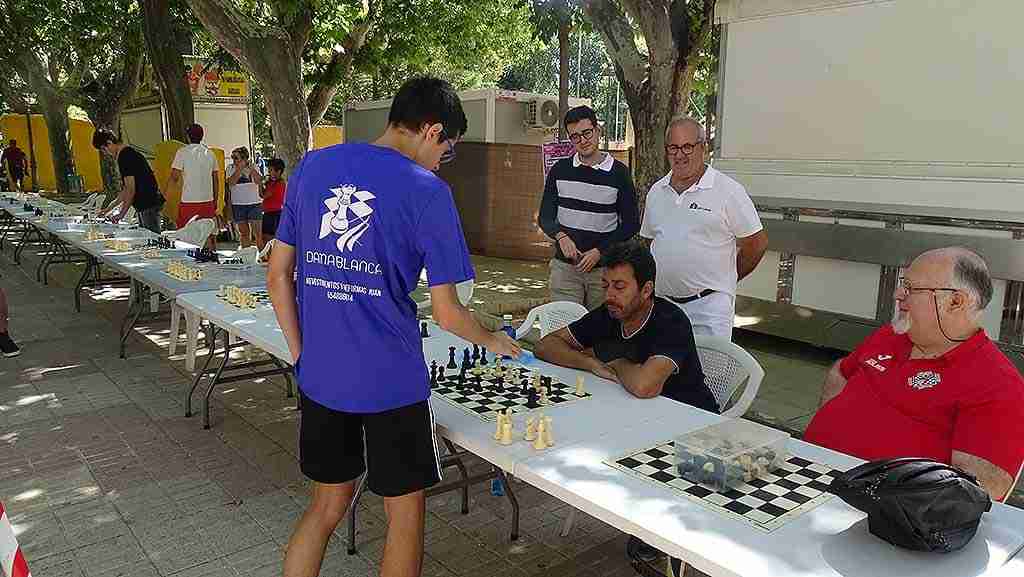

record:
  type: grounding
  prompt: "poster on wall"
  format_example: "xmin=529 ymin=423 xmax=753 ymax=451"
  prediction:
xmin=541 ymin=140 xmax=575 ymax=179
xmin=130 ymin=57 xmax=250 ymax=106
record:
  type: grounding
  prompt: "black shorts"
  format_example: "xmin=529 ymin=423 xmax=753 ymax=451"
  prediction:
xmin=298 ymin=391 xmax=442 ymax=497
xmin=262 ymin=210 xmax=281 ymax=236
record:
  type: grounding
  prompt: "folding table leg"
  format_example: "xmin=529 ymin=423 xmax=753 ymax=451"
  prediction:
xmin=442 ymin=438 xmax=470 ymax=514
xmin=496 ymin=469 xmax=519 ymax=541
xmin=185 ymin=327 xmax=221 ymax=417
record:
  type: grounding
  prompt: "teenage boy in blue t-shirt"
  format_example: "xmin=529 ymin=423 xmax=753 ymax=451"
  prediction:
xmin=268 ymin=76 xmax=521 ymax=577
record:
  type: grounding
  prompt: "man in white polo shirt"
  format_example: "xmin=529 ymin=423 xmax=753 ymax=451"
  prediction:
xmin=640 ymin=116 xmax=768 ymax=339
xmin=167 ymin=123 xmax=220 ymax=247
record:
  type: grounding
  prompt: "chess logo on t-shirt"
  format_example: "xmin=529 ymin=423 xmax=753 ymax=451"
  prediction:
xmin=318 ymin=184 xmax=376 ymax=253
xmin=909 ymin=370 xmax=941 ymax=390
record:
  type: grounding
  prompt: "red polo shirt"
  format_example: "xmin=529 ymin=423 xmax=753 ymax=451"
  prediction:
xmin=805 ymin=325 xmax=1024 ymax=483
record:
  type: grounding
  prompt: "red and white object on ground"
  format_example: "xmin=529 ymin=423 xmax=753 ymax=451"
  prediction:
xmin=0 ymin=501 xmax=30 ymax=577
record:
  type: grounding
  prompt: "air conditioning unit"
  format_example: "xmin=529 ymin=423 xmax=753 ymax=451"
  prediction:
xmin=524 ymin=98 xmax=560 ymax=130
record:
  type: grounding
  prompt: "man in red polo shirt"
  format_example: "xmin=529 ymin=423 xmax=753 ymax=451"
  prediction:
xmin=805 ymin=247 xmax=1024 ymax=500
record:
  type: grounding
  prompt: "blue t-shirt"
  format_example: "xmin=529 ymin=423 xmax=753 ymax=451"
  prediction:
xmin=276 ymin=143 xmax=474 ymax=412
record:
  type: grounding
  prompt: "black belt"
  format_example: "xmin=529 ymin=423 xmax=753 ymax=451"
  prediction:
xmin=667 ymin=289 xmax=715 ymax=305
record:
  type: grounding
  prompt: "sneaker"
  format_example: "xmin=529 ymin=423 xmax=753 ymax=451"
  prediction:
xmin=0 ymin=332 xmax=20 ymax=357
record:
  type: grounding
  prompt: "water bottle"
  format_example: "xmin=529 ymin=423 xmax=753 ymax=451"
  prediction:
xmin=501 ymin=315 xmax=514 ymax=358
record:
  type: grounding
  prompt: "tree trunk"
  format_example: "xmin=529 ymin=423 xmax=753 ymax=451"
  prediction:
xmin=557 ymin=21 xmax=570 ymax=140
xmin=94 ymin=109 xmax=123 ymax=193
xmin=186 ymin=0 xmax=312 ymax=174
xmin=257 ymin=51 xmax=310 ymax=175
xmin=35 ymin=92 xmax=73 ymax=195
xmin=140 ymin=0 xmax=194 ymax=142
xmin=583 ymin=0 xmax=715 ymax=197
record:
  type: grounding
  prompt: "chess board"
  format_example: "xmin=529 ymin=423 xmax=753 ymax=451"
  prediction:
xmin=217 ymin=289 xmax=271 ymax=308
xmin=430 ymin=363 xmax=591 ymax=422
xmin=606 ymin=441 xmax=841 ymax=532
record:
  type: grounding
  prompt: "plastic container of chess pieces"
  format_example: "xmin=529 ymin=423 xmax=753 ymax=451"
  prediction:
xmin=674 ymin=419 xmax=789 ymax=492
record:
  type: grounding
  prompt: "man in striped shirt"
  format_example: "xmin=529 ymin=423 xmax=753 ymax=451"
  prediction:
xmin=538 ymin=106 xmax=640 ymax=310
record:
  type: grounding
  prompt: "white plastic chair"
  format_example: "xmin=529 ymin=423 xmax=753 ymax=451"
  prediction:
xmin=515 ymin=301 xmax=588 ymax=340
xmin=694 ymin=335 xmax=765 ymax=418
xmin=257 ymin=238 xmax=276 ymax=263
xmin=417 ymin=279 xmax=474 ymax=312
xmin=164 ymin=217 xmax=215 ymax=248
xmin=72 ymin=192 xmax=99 ymax=210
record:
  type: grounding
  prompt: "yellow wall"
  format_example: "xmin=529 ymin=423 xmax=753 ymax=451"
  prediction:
xmin=313 ymin=125 xmax=344 ymax=149
xmin=0 ymin=114 xmax=56 ymax=192
xmin=69 ymin=119 xmax=102 ymax=192
xmin=153 ymin=140 xmax=184 ymax=221
xmin=152 ymin=140 xmax=227 ymax=225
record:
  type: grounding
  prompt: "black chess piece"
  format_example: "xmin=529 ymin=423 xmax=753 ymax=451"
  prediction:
xmin=420 ymin=322 xmax=429 ymax=338
xmin=473 ymin=375 xmax=483 ymax=392
xmin=462 ymin=348 xmax=471 ymax=366
xmin=520 ymin=379 xmax=529 ymax=396
xmin=480 ymin=347 xmax=488 ymax=366
xmin=526 ymin=388 xmax=540 ymax=409
xmin=447 ymin=347 xmax=457 ymax=369
xmin=472 ymin=344 xmax=480 ymax=361
xmin=495 ymin=374 xmax=504 ymax=390
xmin=437 ymin=366 xmax=446 ymax=384
xmin=429 ymin=361 xmax=438 ymax=385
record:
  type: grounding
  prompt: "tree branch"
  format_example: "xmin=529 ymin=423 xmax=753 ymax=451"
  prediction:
xmin=186 ymin=0 xmax=287 ymax=70
xmin=583 ymin=0 xmax=646 ymax=92
xmin=305 ymin=0 xmax=377 ymax=125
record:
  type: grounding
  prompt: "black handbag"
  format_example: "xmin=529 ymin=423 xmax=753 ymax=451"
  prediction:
xmin=828 ymin=458 xmax=991 ymax=553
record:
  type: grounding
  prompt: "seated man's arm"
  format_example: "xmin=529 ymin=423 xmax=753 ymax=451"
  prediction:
xmin=951 ymin=379 xmax=1024 ymax=501
xmin=952 ymin=451 xmax=1014 ymax=501
xmin=536 ymin=328 xmax=618 ymax=382
xmin=607 ymin=357 xmax=676 ymax=399
xmin=819 ymin=359 xmax=847 ymax=408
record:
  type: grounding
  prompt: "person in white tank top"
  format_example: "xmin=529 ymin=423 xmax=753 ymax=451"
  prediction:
xmin=227 ymin=146 xmax=264 ymax=248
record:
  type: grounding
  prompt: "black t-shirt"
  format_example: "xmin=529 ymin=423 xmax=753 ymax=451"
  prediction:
xmin=567 ymin=296 xmax=719 ymax=412
xmin=117 ymin=146 xmax=163 ymax=211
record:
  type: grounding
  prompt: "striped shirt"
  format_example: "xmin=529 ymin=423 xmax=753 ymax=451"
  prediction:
xmin=538 ymin=153 xmax=639 ymax=263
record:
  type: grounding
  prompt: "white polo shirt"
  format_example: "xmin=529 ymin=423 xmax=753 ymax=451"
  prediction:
xmin=640 ymin=166 xmax=762 ymax=298
xmin=172 ymin=144 xmax=217 ymax=203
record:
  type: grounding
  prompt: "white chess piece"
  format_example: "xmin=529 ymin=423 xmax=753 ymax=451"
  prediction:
xmin=539 ymin=387 xmax=548 ymax=406
xmin=524 ymin=417 xmax=537 ymax=441
xmin=493 ymin=413 xmax=504 ymax=441
xmin=533 ymin=419 xmax=548 ymax=450
xmin=499 ymin=421 xmax=514 ymax=445
xmin=543 ymin=416 xmax=554 ymax=447
xmin=575 ymin=375 xmax=586 ymax=396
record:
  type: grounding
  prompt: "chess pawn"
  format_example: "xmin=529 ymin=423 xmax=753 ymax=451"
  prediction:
xmin=218 ymin=284 xmax=225 ymax=297
xmin=499 ymin=420 xmax=514 ymax=446
xmin=533 ymin=419 xmax=548 ymax=450
xmin=543 ymin=416 xmax=554 ymax=447
xmin=524 ymin=417 xmax=537 ymax=441
xmin=493 ymin=413 xmax=504 ymax=441
xmin=575 ymin=375 xmax=586 ymax=396
xmin=539 ymin=387 xmax=548 ymax=406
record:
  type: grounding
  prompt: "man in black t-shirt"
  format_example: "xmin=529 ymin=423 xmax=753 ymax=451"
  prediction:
xmin=535 ymin=241 xmax=718 ymax=412
xmin=92 ymin=129 xmax=165 ymax=233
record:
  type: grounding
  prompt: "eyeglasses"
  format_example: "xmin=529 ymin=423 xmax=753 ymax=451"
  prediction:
xmin=568 ymin=128 xmax=595 ymax=143
xmin=665 ymin=141 xmax=704 ymax=156
xmin=439 ymin=128 xmax=456 ymax=164
xmin=895 ymin=278 xmax=958 ymax=297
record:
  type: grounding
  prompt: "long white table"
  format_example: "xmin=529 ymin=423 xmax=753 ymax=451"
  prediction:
xmin=516 ymin=419 xmax=1024 ymax=577
xmin=171 ymin=288 xmax=1024 ymax=576
xmin=1 ymin=192 xmax=266 ymax=366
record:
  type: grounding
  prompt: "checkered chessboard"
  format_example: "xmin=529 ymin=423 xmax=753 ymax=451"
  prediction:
xmin=430 ymin=364 xmax=591 ymax=422
xmin=606 ymin=441 xmax=841 ymax=532
xmin=216 ymin=289 xmax=271 ymax=308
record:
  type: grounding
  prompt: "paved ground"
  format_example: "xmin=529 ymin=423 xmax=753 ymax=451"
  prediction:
xmin=1 ymin=241 xmax=1019 ymax=577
